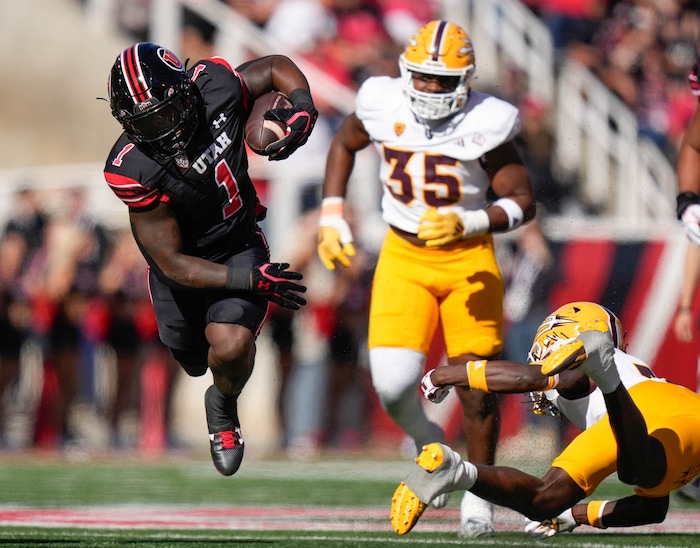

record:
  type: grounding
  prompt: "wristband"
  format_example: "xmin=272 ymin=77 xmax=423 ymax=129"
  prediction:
xmin=586 ymin=500 xmax=609 ymax=529
xmin=289 ymin=88 xmax=314 ymax=108
xmin=455 ymin=209 xmax=490 ymax=237
xmin=677 ymin=191 xmax=700 ymax=219
xmin=320 ymin=196 xmax=345 ymax=217
xmin=492 ymin=197 xmax=525 ymax=229
xmin=225 ymin=267 xmax=251 ymax=291
xmin=466 ymin=360 xmax=489 ymax=392
xmin=544 ymin=374 xmax=560 ymax=390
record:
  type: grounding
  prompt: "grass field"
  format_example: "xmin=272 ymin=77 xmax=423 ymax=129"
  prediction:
xmin=0 ymin=448 xmax=698 ymax=547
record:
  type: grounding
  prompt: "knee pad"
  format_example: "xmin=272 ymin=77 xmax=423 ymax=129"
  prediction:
xmin=368 ymin=347 xmax=425 ymax=404
xmin=170 ymin=347 xmax=208 ymax=377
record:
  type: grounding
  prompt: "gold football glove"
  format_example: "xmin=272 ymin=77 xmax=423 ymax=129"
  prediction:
xmin=317 ymin=197 xmax=356 ymax=270
xmin=317 ymin=225 xmax=356 ymax=270
xmin=417 ymin=208 xmax=490 ymax=247
xmin=417 ymin=208 xmax=464 ymax=246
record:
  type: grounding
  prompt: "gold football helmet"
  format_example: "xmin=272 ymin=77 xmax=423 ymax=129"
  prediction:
xmin=399 ymin=20 xmax=476 ymax=120
xmin=528 ymin=301 xmax=626 ymax=364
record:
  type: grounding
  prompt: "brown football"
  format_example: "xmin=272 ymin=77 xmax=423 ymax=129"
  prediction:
xmin=245 ymin=91 xmax=292 ymax=155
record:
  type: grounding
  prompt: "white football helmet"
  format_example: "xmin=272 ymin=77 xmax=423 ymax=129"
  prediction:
xmin=399 ymin=20 xmax=476 ymax=120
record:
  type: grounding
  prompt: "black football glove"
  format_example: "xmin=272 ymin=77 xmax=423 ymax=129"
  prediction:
xmin=264 ymin=89 xmax=318 ymax=161
xmin=226 ymin=263 xmax=307 ymax=309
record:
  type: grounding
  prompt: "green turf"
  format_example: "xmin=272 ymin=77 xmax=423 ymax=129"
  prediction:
xmin=0 ymin=452 xmax=697 ymax=547
xmin=0 ymin=528 xmax=699 ymax=547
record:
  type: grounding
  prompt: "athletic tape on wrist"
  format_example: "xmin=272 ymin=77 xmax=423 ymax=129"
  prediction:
xmin=320 ymin=196 xmax=345 ymax=218
xmin=456 ymin=209 xmax=490 ymax=237
xmin=493 ymin=197 xmax=524 ymax=229
xmin=545 ymin=374 xmax=559 ymax=390
xmin=586 ymin=500 xmax=609 ymax=529
xmin=465 ymin=360 xmax=489 ymax=392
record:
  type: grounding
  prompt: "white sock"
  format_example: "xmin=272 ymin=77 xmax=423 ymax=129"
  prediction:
xmin=457 ymin=461 xmax=478 ymax=490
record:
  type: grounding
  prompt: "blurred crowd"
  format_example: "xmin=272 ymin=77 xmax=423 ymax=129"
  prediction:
xmin=525 ymin=0 xmax=700 ymax=161
xmin=17 ymin=0 xmax=695 ymax=456
xmin=0 ymin=186 xmax=181 ymax=452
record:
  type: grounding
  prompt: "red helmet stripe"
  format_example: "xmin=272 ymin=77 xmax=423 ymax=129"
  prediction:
xmin=431 ymin=20 xmax=448 ymax=62
xmin=121 ymin=43 xmax=151 ymax=105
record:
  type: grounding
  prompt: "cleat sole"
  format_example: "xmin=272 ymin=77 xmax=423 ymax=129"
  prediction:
xmin=540 ymin=339 xmax=587 ymax=376
xmin=390 ymin=482 xmax=428 ymax=535
xmin=415 ymin=442 xmax=445 ymax=472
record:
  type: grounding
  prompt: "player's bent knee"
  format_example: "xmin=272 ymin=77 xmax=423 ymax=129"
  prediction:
xmin=369 ymin=347 xmax=426 ymax=403
xmin=207 ymin=324 xmax=255 ymax=364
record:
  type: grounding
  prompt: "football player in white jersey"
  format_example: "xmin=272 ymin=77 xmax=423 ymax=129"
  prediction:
xmin=391 ymin=302 xmax=700 ymax=537
xmin=317 ymin=20 xmax=536 ymax=537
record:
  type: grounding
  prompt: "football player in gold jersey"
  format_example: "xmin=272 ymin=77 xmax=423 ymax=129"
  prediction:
xmin=391 ymin=302 xmax=700 ymax=537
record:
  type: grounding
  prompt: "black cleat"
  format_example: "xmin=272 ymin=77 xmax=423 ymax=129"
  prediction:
xmin=205 ymin=385 xmax=244 ymax=476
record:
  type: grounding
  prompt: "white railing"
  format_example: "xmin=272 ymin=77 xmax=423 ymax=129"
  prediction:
xmin=462 ymin=0 xmax=676 ymax=232
xmin=555 ymin=60 xmax=676 ymax=225
xmin=464 ymin=0 xmax=555 ymax=106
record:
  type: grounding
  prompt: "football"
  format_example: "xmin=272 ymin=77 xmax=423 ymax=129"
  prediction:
xmin=245 ymin=91 xmax=292 ymax=155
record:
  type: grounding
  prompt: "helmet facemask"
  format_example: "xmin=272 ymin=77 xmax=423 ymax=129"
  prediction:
xmin=108 ymin=43 xmax=201 ymax=161
xmin=399 ymin=20 xmax=476 ymax=121
xmin=116 ymin=81 xmax=200 ymax=160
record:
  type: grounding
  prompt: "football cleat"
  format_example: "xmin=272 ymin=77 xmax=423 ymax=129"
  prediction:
xmin=390 ymin=443 xmax=462 ymax=534
xmin=391 ymin=482 xmax=428 ymax=535
xmin=205 ymin=385 xmax=245 ymax=476
xmin=539 ymin=338 xmax=587 ymax=376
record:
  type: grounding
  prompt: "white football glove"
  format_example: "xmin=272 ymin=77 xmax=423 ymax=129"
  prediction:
xmin=420 ymin=369 xmax=452 ymax=403
xmin=681 ymin=203 xmax=700 ymax=247
xmin=524 ymin=508 xmax=578 ymax=538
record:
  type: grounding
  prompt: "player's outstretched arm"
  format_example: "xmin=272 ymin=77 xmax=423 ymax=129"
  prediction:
xmin=424 ymin=359 xmax=563 ymax=398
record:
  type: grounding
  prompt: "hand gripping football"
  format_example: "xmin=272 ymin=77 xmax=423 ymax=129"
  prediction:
xmin=245 ymin=91 xmax=292 ymax=155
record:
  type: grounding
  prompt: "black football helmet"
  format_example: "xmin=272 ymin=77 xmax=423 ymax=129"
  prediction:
xmin=108 ymin=42 xmax=201 ymax=160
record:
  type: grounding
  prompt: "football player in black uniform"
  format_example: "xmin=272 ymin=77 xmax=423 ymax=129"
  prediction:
xmin=103 ymin=42 xmax=317 ymax=476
